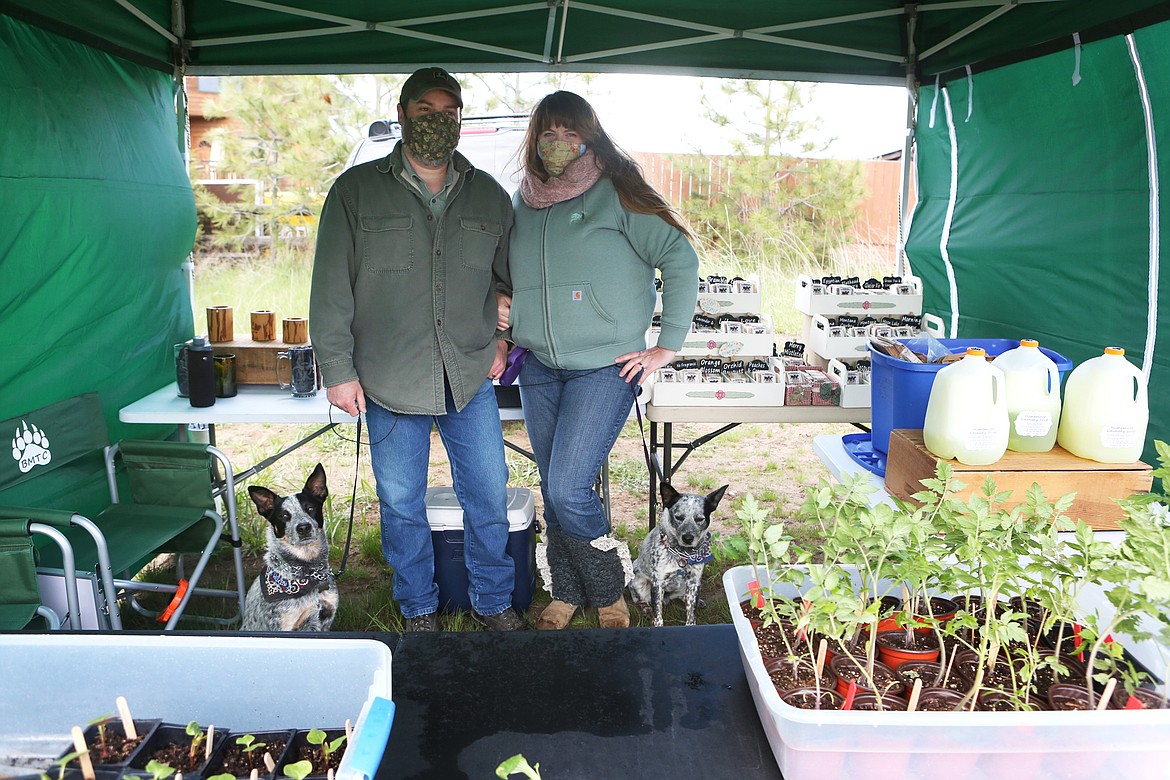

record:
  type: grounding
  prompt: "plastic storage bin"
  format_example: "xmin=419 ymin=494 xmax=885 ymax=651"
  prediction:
xmin=426 ymin=486 xmax=536 ymax=613
xmin=0 ymin=635 xmax=393 ymax=780
xmin=869 ymin=338 xmax=1071 ymax=454
xmin=723 ymin=564 xmax=1170 ymax=780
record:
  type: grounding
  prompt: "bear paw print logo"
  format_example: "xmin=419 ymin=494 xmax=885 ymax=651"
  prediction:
xmin=12 ymin=421 xmax=52 ymax=473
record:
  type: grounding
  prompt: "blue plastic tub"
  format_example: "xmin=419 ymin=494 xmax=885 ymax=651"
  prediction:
xmin=869 ymin=338 xmax=1073 ymax=454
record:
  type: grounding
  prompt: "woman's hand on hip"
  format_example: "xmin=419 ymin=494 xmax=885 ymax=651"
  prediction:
xmin=327 ymin=380 xmax=366 ymax=417
xmin=615 ymin=346 xmax=676 ymax=386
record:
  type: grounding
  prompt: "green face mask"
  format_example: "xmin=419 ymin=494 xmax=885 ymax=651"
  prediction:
xmin=403 ymin=112 xmax=460 ymax=165
xmin=537 ymin=139 xmax=587 ymax=176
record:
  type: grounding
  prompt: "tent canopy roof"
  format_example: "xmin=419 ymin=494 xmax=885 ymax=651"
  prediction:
xmin=7 ymin=0 xmax=1169 ymax=84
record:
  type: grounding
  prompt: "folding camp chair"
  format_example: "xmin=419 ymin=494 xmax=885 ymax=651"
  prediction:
xmin=0 ymin=517 xmax=81 ymax=630
xmin=0 ymin=393 xmax=247 ymax=630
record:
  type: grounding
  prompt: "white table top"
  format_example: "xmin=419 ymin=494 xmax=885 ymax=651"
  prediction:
xmin=120 ymin=384 xmax=527 ymax=424
xmin=645 ymin=403 xmax=871 ymax=425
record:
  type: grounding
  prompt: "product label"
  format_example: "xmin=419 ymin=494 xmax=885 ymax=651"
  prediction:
xmin=1013 ymin=411 xmax=1053 ymax=437
xmin=1101 ymin=425 xmax=1139 ymax=449
xmin=965 ymin=426 xmax=1002 ymax=451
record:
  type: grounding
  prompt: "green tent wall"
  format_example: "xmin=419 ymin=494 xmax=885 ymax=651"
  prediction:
xmin=906 ymin=19 xmax=1169 ymax=465
xmin=0 ymin=15 xmax=194 ymax=513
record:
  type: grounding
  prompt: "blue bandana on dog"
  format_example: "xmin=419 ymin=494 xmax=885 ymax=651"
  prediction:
xmin=661 ymin=531 xmax=715 ymax=567
xmin=261 ymin=561 xmax=333 ymax=602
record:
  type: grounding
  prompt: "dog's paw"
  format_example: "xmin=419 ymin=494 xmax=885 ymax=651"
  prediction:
xmin=12 ymin=422 xmax=51 ymax=473
xmin=631 ymin=599 xmax=652 ymax=618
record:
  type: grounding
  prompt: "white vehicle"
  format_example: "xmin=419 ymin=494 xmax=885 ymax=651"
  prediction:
xmin=345 ymin=116 xmax=528 ymax=194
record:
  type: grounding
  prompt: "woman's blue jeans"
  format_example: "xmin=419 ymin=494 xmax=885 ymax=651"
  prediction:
xmin=519 ymin=357 xmax=638 ymax=541
xmin=364 ymin=379 xmax=513 ymax=619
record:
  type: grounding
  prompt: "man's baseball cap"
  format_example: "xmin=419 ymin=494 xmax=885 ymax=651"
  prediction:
xmin=399 ymin=67 xmax=463 ymax=108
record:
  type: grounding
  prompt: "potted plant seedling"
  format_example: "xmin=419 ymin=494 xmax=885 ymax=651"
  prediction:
xmin=305 ymin=729 xmax=345 ymax=768
xmin=496 ymin=754 xmax=543 ymax=780
xmin=281 ymin=761 xmax=312 ymax=780
xmin=143 ymin=761 xmax=174 ymax=780
xmin=40 ymin=752 xmax=84 ymax=780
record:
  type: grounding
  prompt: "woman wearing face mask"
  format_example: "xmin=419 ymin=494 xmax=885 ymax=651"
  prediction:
xmin=502 ymin=91 xmax=699 ymax=630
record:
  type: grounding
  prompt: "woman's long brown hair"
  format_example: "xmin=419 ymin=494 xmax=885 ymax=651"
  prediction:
xmin=522 ymin=91 xmax=692 ymax=237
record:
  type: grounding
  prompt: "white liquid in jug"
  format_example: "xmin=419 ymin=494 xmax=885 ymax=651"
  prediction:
xmin=923 ymin=347 xmax=1009 ymax=466
xmin=992 ymin=339 xmax=1062 ymax=453
xmin=1057 ymin=347 xmax=1148 ymax=463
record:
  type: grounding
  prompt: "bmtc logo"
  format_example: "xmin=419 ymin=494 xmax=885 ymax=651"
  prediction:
xmin=11 ymin=420 xmax=52 ymax=473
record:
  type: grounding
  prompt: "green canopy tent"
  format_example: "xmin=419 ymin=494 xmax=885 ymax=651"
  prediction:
xmin=2 ymin=1 xmax=1169 ymax=516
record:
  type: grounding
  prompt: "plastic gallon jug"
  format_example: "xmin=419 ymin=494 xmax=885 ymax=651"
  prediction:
xmin=922 ymin=347 xmax=1008 ymax=465
xmin=1057 ymin=347 xmax=1148 ymax=463
xmin=992 ymin=339 xmax=1062 ymax=453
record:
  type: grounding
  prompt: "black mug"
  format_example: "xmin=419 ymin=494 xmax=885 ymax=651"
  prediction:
xmin=277 ymin=345 xmax=317 ymax=398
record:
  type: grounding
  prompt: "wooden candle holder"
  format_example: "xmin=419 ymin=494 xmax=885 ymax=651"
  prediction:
xmin=251 ymin=310 xmax=276 ymax=342
xmin=207 ymin=306 xmax=234 ymax=342
xmin=282 ymin=317 xmax=309 ymax=344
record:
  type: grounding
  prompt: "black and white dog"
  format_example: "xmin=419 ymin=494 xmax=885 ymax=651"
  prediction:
xmin=630 ymin=482 xmax=729 ymax=626
xmin=242 ymin=463 xmax=339 ymax=632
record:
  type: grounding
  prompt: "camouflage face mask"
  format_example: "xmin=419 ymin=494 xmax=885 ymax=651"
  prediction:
xmin=403 ymin=111 xmax=460 ymax=165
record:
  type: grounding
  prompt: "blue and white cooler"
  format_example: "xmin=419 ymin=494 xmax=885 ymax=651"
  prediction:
xmin=425 ymin=486 xmax=537 ymax=613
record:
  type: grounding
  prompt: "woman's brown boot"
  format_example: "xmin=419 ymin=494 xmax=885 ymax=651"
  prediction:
xmin=536 ymin=599 xmax=579 ymax=630
xmin=597 ymin=594 xmax=631 ymax=629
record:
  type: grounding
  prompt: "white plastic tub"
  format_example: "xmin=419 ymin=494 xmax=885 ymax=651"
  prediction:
xmin=724 ymin=564 xmax=1170 ymax=780
xmin=0 ymin=635 xmax=393 ymax=780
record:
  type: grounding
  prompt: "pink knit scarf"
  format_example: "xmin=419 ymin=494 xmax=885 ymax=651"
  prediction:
xmin=519 ymin=151 xmax=603 ymax=209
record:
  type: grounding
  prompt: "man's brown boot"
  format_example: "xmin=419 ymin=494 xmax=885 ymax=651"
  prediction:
xmin=597 ymin=594 xmax=630 ymax=629
xmin=536 ymin=599 xmax=578 ymax=630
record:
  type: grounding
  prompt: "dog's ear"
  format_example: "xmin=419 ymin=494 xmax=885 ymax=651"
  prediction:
xmin=304 ymin=463 xmax=328 ymax=503
xmin=248 ymin=485 xmax=280 ymax=517
xmin=705 ymin=484 xmax=730 ymax=513
xmin=660 ymin=481 xmax=681 ymax=508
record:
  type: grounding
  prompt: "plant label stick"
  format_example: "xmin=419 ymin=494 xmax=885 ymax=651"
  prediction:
xmin=1097 ymin=678 xmax=1118 ymax=710
xmin=843 ymin=680 xmax=857 ymax=711
xmin=815 ymin=639 xmax=828 ymax=677
xmin=115 ymin=696 xmax=138 ymax=739
xmin=327 ymin=769 xmax=334 ymax=780
xmin=907 ymin=678 xmax=923 ymax=712
xmin=263 ymin=753 xmax=275 ymax=772
xmin=251 ymin=769 xmax=260 ymax=780
xmin=71 ymin=726 xmax=96 ymax=780
xmin=345 ymin=719 xmax=353 ymax=744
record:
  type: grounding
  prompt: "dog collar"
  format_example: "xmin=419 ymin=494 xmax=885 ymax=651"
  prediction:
xmin=661 ymin=531 xmax=714 ymax=567
xmin=261 ymin=561 xmax=333 ymax=602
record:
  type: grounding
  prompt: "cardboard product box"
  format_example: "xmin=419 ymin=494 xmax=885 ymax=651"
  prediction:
xmin=804 ymin=369 xmax=839 ymax=406
xmin=794 ymin=274 xmax=923 ymax=318
xmin=884 ymin=429 xmax=1152 ymax=530
xmin=426 ymin=487 xmax=536 ymax=612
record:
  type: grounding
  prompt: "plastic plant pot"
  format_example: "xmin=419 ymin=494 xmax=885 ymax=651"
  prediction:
xmin=780 ymin=686 xmax=845 ymax=710
xmin=895 ymin=661 xmax=971 ymax=694
xmin=765 ymin=656 xmax=837 ymax=696
xmin=203 ymin=729 xmax=296 ymax=780
xmin=126 ymin=724 xmax=228 ymax=779
xmin=875 ymin=629 xmax=941 ymax=670
xmin=278 ymin=729 xmax=347 ymax=780
xmin=829 ymin=655 xmax=906 ymax=699
xmin=60 ymin=719 xmax=161 ymax=770
xmin=848 ymin=691 xmax=909 ymax=711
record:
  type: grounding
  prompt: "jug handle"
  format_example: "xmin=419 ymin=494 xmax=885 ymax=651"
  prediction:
xmin=276 ymin=350 xmax=291 ymax=390
xmin=1046 ymin=363 xmax=1059 ymax=395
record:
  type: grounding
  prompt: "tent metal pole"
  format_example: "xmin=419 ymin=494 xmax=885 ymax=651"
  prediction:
xmin=897 ymin=3 xmax=919 ymax=278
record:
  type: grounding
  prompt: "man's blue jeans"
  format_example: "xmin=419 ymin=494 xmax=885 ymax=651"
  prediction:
xmin=519 ymin=358 xmax=637 ymax=540
xmin=365 ymin=378 xmax=513 ymax=618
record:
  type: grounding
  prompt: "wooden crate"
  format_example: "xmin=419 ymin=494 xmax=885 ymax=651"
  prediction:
xmin=884 ymin=429 xmax=1152 ymax=530
xmin=211 ymin=338 xmax=318 ymax=387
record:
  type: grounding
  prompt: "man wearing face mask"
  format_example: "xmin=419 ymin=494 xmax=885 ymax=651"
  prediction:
xmin=310 ymin=67 xmax=523 ymax=632
xmin=501 ymin=91 xmax=699 ymax=631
